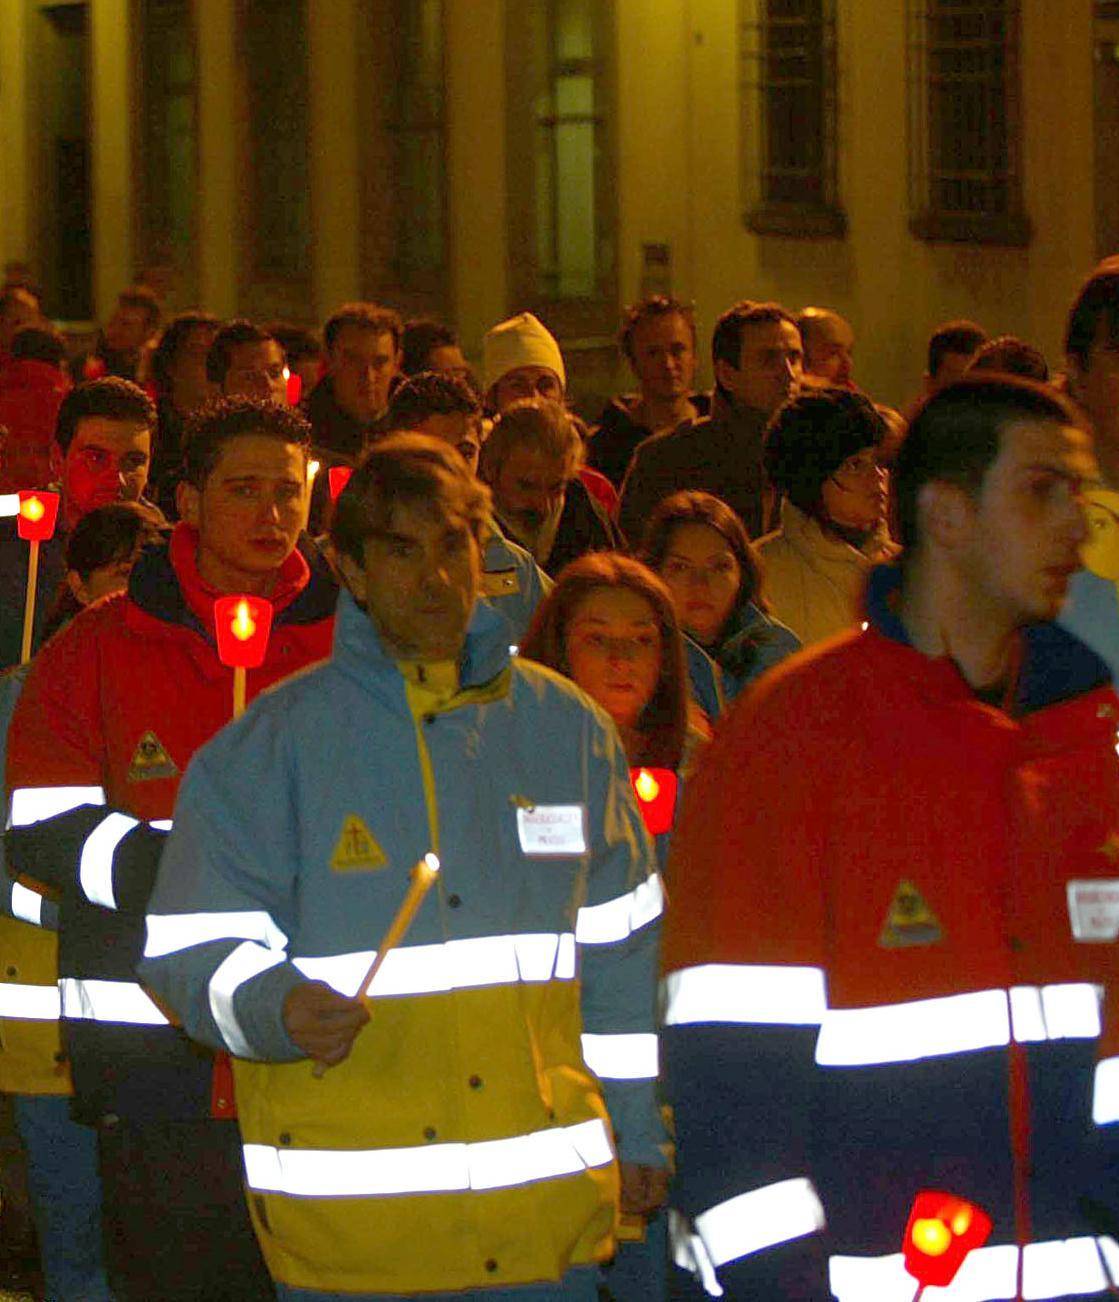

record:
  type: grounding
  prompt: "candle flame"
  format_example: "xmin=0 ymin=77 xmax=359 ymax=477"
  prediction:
xmin=307 ymin=458 xmax=321 ymax=484
xmin=424 ymin=853 xmax=441 ymax=875
xmin=231 ymin=599 xmax=257 ymax=642
xmin=634 ymin=768 xmax=660 ymax=803
xmin=20 ymin=496 xmax=44 ymax=523
xmin=911 ymin=1218 xmax=951 ymax=1257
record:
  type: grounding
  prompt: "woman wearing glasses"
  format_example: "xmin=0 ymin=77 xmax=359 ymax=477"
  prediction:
xmin=757 ymin=387 xmax=898 ymax=646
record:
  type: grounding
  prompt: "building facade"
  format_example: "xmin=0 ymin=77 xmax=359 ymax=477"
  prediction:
xmin=0 ymin=0 xmax=1110 ymax=410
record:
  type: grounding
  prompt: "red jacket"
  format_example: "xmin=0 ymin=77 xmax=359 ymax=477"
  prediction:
xmin=0 ymin=359 xmax=70 ymax=492
xmin=662 ymin=565 xmax=1119 ymax=1299
xmin=5 ymin=524 xmax=336 ymax=1123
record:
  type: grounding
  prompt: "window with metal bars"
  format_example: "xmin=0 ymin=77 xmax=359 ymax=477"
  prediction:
xmin=359 ymin=0 xmax=448 ymax=309
xmin=740 ymin=0 xmax=845 ymax=238
xmin=505 ymin=0 xmax=617 ymax=336
xmin=908 ymin=0 xmax=1030 ymax=245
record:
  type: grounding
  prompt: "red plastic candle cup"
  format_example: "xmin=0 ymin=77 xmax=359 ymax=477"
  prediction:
xmin=328 ymin=465 xmax=353 ymax=502
xmin=902 ymin=1191 xmax=992 ymax=1288
xmin=285 ymin=369 xmax=302 ymax=406
xmin=630 ymin=767 xmax=678 ymax=836
xmin=17 ymin=491 xmax=60 ymax=542
xmin=213 ymin=595 xmax=273 ymax=670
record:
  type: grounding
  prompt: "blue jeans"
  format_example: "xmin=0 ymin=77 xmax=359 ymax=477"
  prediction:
xmin=275 ymin=1264 xmax=598 ymax=1301
xmin=11 ymin=1093 xmax=113 ymax=1302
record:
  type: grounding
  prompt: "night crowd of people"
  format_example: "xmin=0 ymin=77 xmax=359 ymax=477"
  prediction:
xmin=0 ymin=259 xmax=1118 ymax=1301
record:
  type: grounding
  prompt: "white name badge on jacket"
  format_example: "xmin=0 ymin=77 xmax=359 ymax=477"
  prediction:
xmin=517 ymin=805 xmax=587 ymax=856
xmin=1067 ymin=879 xmax=1119 ymax=941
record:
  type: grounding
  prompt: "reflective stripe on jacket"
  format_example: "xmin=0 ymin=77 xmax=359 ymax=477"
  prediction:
xmin=139 ymin=590 xmax=665 ymax=1294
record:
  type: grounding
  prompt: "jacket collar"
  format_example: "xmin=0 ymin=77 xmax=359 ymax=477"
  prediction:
xmin=128 ymin=524 xmax=334 ymax=642
xmin=865 ymin=563 xmax=1112 ymax=714
xmin=331 ymin=586 xmax=512 ymax=708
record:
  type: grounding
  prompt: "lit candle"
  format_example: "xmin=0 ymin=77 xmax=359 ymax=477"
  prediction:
xmin=16 ymin=490 xmax=60 ymax=664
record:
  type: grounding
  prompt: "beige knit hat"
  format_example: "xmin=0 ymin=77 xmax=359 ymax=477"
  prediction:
xmin=481 ymin=312 xmax=566 ymax=394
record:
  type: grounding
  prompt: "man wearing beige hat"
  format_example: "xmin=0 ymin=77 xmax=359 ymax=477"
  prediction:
xmin=481 ymin=311 xmax=567 ymax=414
xmin=480 ymin=313 xmax=618 ymax=574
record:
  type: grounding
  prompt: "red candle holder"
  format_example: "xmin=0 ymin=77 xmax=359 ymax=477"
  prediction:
xmin=328 ymin=465 xmax=353 ymax=502
xmin=630 ymin=767 xmax=678 ymax=836
xmin=17 ymin=490 xmax=60 ymax=542
xmin=213 ymin=595 xmax=273 ymax=670
xmin=902 ymin=1190 xmax=992 ymax=1288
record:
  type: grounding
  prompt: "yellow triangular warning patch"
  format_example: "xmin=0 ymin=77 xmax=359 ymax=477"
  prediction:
xmin=878 ymin=878 xmax=943 ymax=949
xmin=127 ymin=730 xmax=179 ymax=783
xmin=330 ymin=815 xmax=387 ymax=873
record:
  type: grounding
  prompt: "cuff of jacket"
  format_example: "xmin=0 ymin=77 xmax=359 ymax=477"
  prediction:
xmin=603 ymin=1078 xmax=670 ymax=1167
xmin=231 ymin=961 xmax=309 ymax=1062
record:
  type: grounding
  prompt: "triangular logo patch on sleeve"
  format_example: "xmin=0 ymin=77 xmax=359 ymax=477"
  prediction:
xmin=127 ymin=731 xmax=180 ymax=783
xmin=878 ymin=878 xmax=943 ymax=948
xmin=330 ymin=815 xmax=387 ymax=873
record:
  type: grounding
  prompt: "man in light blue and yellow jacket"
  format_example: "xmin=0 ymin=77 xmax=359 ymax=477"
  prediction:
xmin=139 ymin=432 xmax=666 ymax=1300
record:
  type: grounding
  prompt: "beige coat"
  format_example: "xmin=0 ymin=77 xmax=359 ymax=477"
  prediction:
xmin=757 ymin=500 xmax=896 ymax=646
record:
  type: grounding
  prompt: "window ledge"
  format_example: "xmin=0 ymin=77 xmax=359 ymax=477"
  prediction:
xmin=909 ymin=211 xmax=1032 ymax=247
xmin=744 ymin=204 xmax=848 ymax=240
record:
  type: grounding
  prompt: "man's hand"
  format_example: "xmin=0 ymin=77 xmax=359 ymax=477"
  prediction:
xmin=282 ymin=981 xmax=369 ymax=1067
xmin=619 ymin=1162 xmax=669 ymax=1217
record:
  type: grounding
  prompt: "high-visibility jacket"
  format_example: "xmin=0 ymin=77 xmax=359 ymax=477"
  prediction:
xmin=480 ymin=520 xmax=552 ymax=648
xmin=662 ymin=564 xmax=1119 ymax=1301
xmin=138 ymin=589 xmax=666 ymax=1295
xmin=4 ymin=524 xmax=336 ymax=1122
xmin=0 ymin=665 xmax=68 ymax=1096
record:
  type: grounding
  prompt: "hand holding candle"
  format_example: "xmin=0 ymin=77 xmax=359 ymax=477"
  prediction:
xmin=311 ymin=853 xmax=440 ymax=1077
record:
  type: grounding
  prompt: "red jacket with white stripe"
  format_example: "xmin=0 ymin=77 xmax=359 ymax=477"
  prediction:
xmin=661 ymin=565 xmax=1119 ymax=1302
xmin=4 ymin=524 xmax=335 ymax=1122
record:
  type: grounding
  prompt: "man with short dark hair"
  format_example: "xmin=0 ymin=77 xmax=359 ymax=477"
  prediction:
xmin=619 ymin=300 xmax=802 ymax=541
xmin=5 ymin=398 xmax=335 ymax=1301
xmin=588 ymin=296 xmax=709 ymax=489
xmin=75 ymin=287 xmax=162 ymax=384
xmin=383 ymin=372 xmax=553 ymax=644
xmin=924 ymin=318 xmax=989 ymax=393
xmin=401 ymin=318 xmax=470 ymax=379
xmin=207 ymin=319 xmax=288 ymax=405
xmin=137 ymin=432 xmax=665 ymax=1299
xmin=663 ymin=376 xmax=1119 ymax=1299
xmin=0 ymin=378 xmax=158 ymax=668
xmin=0 ymin=285 xmax=43 ymax=369
xmin=305 ymin=302 xmax=403 ymax=461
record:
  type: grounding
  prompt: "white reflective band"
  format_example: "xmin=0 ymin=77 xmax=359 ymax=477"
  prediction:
xmin=0 ymin=493 xmax=19 ymax=517
xmin=79 ymin=812 xmax=139 ymax=910
xmin=829 ymin=1237 xmax=1119 ymax=1302
xmin=150 ymin=819 xmax=173 ymax=832
xmin=0 ymin=981 xmax=61 ymax=1020
xmin=575 ymin=873 xmax=664 ymax=945
xmin=816 ymin=990 xmax=1010 ymax=1066
xmin=9 ymin=882 xmax=43 ymax=926
xmin=243 ymin=1117 xmax=614 ymax=1198
xmin=144 ymin=910 xmax=288 ymax=958
xmin=209 ymin=942 xmax=287 ymax=1057
xmin=671 ymin=1178 xmax=825 ymax=1298
xmin=662 ymin=964 xmax=827 ymax=1027
xmin=9 ymin=786 xmax=106 ymax=828
xmin=59 ymin=978 xmax=169 ymax=1026
xmin=293 ymin=932 xmax=577 ymax=999
xmin=1009 ymin=983 xmax=1102 ymax=1042
xmin=581 ymin=1032 xmax=659 ymax=1080
xmin=1094 ymin=1056 xmax=1119 ymax=1125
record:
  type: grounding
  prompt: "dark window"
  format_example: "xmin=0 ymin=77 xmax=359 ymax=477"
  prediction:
xmin=908 ymin=0 xmax=1029 ymax=245
xmin=506 ymin=0 xmax=617 ymax=336
xmin=740 ymin=0 xmax=845 ymax=239
xmin=359 ymin=0 xmax=448 ymax=311
xmin=136 ymin=0 xmax=197 ymax=301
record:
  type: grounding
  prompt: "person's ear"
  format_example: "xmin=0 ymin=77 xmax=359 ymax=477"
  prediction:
xmin=713 ymin=358 xmax=739 ymax=393
xmin=336 ymin=550 xmax=368 ymax=604
xmin=918 ymin=480 xmax=973 ymax=554
xmin=66 ymin=569 xmax=91 ymax=606
xmin=178 ymin=480 xmax=200 ymax=527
